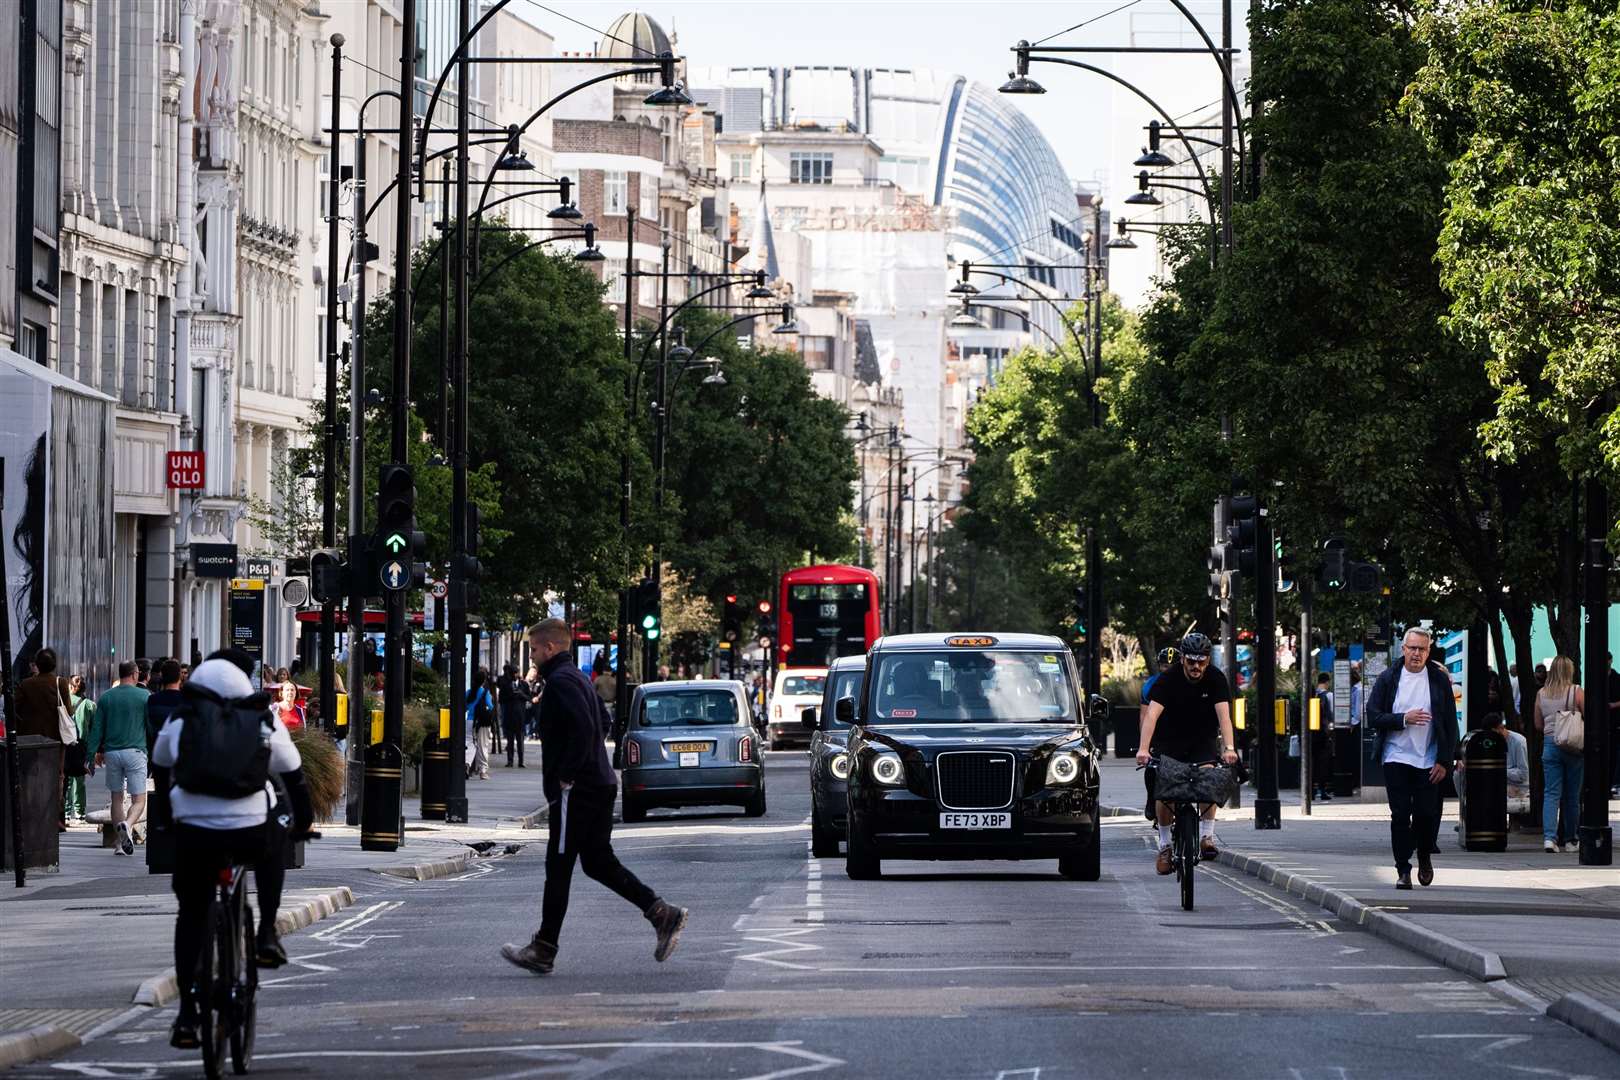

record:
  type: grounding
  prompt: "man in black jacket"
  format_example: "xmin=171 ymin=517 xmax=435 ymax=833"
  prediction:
xmin=1366 ymin=627 xmax=1459 ymax=889
xmin=501 ymin=618 xmax=687 ymax=975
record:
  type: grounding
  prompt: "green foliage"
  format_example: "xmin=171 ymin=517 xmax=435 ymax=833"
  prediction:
xmin=366 ymin=228 xmax=645 ymax=627
xmin=662 ymin=306 xmax=858 ymax=603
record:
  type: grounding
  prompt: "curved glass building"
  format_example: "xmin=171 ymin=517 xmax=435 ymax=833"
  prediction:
xmin=693 ymin=65 xmax=1087 ymax=354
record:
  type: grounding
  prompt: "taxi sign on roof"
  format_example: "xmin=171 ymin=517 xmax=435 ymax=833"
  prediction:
xmin=945 ymin=635 xmax=997 ymax=647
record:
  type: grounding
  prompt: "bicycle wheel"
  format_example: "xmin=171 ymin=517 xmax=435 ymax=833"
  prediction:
xmin=199 ymin=901 xmax=233 ymax=1080
xmin=1176 ymin=805 xmax=1197 ymax=912
xmin=230 ymin=897 xmax=257 ymax=1074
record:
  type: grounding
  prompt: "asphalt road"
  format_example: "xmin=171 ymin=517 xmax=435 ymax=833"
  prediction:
xmin=23 ymin=752 xmax=1620 ymax=1080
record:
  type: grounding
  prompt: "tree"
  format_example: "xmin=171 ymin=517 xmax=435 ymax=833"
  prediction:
xmin=365 ymin=229 xmax=647 ymax=628
xmin=661 ymin=307 xmax=858 ymax=604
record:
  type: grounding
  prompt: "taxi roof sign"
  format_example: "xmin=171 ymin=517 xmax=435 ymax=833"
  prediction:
xmin=945 ymin=635 xmax=997 ymax=647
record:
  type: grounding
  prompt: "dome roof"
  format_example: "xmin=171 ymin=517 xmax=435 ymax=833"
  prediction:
xmin=598 ymin=12 xmax=671 ymax=61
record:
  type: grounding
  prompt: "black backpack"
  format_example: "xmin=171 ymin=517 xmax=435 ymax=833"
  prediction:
xmin=173 ymin=685 xmax=275 ymax=799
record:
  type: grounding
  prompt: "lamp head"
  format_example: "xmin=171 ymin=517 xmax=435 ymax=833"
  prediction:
xmin=999 ymin=41 xmax=1046 ymax=94
xmin=669 ymin=345 xmax=694 ymax=363
xmin=772 ymin=305 xmax=798 ymax=335
xmin=1133 ymin=148 xmax=1175 ymax=168
xmin=948 ymin=279 xmax=979 ymax=296
xmin=702 ymin=369 xmax=727 ymax=387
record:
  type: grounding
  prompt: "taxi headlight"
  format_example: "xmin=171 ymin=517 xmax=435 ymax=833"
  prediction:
xmin=829 ymin=752 xmax=852 ymax=780
xmin=869 ymin=753 xmax=904 ymax=786
xmin=1046 ymin=751 xmax=1080 ymax=786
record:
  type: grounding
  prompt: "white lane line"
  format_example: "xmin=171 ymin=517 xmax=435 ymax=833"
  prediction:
xmin=49 ymin=1040 xmax=846 ymax=1080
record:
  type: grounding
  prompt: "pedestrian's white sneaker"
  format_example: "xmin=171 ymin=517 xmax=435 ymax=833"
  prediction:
xmin=116 ymin=820 xmax=135 ymax=856
xmin=1544 ymin=839 xmax=1559 ymax=852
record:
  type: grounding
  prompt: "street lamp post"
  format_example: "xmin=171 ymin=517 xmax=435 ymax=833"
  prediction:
xmin=320 ymin=35 xmax=343 ymax=745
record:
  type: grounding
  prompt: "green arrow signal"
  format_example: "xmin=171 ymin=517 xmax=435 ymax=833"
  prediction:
xmin=384 ymin=532 xmax=408 ymax=554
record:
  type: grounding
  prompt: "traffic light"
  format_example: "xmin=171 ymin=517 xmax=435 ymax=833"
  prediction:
xmin=1226 ymin=494 xmax=1258 ymax=577
xmin=755 ymin=599 xmax=776 ymax=642
xmin=375 ymin=464 xmax=426 ymax=592
xmin=457 ymin=503 xmax=483 ymax=611
xmin=633 ymin=578 xmax=661 ymax=640
xmin=1319 ymin=537 xmax=1349 ymax=591
xmin=310 ymin=548 xmax=346 ymax=604
xmin=1346 ymin=559 xmax=1382 ymax=594
xmin=722 ymin=594 xmax=741 ymax=643
xmin=1071 ymin=585 xmax=1088 ymax=642
xmin=1275 ymin=533 xmax=1295 ymax=594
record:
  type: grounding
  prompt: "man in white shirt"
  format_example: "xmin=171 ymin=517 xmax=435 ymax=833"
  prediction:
xmin=1365 ymin=628 xmax=1458 ymax=890
xmin=151 ymin=649 xmax=314 ymax=1050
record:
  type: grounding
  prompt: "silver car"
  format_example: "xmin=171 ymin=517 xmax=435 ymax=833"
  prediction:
xmin=620 ymin=680 xmax=766 ymax=822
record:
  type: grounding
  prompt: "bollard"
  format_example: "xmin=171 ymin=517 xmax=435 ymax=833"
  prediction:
xmin=362 ymin=735 xmax=403 ymax=852
xmin=419 ymin=725 xmax=449 ymax=821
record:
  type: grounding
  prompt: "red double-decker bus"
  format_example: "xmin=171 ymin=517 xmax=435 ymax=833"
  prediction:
xmin=777 ymin=564 xmax=881 ymax=668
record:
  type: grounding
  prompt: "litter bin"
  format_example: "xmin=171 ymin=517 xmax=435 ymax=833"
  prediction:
xmin=420 ymin=731 xmax=449 ymax=821
xmin=1331 ymin=725 xmax=1359 ymax=796
xmin=1455 ymin=728 xmax=1507 ymax=852
xmin=1 ymin=735 xmax=62 ymax=872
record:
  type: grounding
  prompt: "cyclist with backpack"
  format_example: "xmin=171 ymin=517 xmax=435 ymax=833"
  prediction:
xmin=150 ymin=648 xmax=314 ymax=1050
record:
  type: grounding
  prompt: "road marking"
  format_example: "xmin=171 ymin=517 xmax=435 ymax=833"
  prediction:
xmin=49 ymin=1040 xmax=846 ymax=1080
xmin=994 ymin=1068 xmax=1041 ymax=1079
xmin=1203 ymin=865 xmax=1337 ymax=936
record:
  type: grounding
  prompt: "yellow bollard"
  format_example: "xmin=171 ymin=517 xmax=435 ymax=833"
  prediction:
xmin=1233 ymin=697 xmax=1246 ymax=731
xmin=1274 ymin=697 xmax=1287 ymax=735
xmin=370 ymin=709 xmax=383 ymax=746
xmin=336 ymin=692 xmax=348 ymax=731
xmin=1308 ymin=696 xmax=1321 ymax=732
xmin=439 ymin=707 xmax=450 ymax=740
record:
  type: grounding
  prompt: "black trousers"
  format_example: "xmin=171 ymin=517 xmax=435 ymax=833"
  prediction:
xmin=503 ymin=722 xmax=525 ymax=766
xmin=539 ymin=783 xmax=657 ymax=946
xmin=1383 ymin=761 xmax=1441 ymax=874
xmin=172 ymin=822 xmax=284 ymax=1013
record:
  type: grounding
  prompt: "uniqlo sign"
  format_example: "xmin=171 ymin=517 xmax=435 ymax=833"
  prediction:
xmin=166 ymin=451 xmax=206 ymax=489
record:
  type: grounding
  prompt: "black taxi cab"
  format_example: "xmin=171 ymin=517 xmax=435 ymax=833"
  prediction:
xmin=839 ymin=633 xmax=1107 ymax=881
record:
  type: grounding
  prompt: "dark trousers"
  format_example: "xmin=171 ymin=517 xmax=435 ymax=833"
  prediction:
xmin=1383 ymin=761 xmax=1441 ymax=874
xmin=172 ymin=822 xmax=284 ymax=1013
xmin=538 ymin=783 xmax=656 ymax=946
xmin=503 ymin=722 xmax=525 ymax=766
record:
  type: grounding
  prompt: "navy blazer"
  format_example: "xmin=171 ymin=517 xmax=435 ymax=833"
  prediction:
xmin=1366 ymin=660 xmax=1459 ymax=773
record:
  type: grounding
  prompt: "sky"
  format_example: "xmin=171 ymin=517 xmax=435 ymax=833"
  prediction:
xmin=511 ymin=0 xmax=1249 ymax=196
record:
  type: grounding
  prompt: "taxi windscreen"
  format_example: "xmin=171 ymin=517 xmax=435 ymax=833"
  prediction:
xmin=639 ymin=689 xmax=741 ymax=727
xmin=869 ymin=650 xmax=1074 ymax=724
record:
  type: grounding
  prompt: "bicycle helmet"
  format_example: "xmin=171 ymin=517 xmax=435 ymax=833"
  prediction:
xmin=1178 ymin=632 xmax=1213 ymax=661
xmin=1155 ymin=647 xmax=1177 ymax=666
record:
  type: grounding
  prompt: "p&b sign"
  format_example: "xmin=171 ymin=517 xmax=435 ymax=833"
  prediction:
xmin=167 ymin=451 xmax=206 ymax=489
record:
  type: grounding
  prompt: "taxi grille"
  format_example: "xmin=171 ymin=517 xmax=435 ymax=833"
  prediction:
xmin=935 ymin=751 xmax=1015 ymax=810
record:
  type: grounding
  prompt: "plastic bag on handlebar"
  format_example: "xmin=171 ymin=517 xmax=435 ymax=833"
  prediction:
xmin=1153 ymin=755 xmax=1235 ymax=804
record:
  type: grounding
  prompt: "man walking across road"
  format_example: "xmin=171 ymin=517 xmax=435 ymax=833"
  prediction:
xmin=1366 ymin=627 xmax=1457 ymax=889
xmin=497 ymin=662 xmax=529 ymax=768
xmin=88 ymin=661 xmax=152 ymax=855
xmin=501 ymin=618 xmax=688 ymax=975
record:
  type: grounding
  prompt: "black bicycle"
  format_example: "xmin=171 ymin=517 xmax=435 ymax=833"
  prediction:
xmin=194 ymin=831 xmax=319 ymax=1078
xmin=1139 ymin=758 xmax=1236 ymax=912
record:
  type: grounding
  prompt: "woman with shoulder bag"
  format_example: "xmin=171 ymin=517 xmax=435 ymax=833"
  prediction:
xmin=1532 ymin=656 xmax=1585 ymax=853
xmin=63 ymin=674 xmax=94 ymax=822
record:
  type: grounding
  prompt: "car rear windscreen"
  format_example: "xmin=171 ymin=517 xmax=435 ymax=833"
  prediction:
xmin=639 ymin=689 xmax=740 ymax=727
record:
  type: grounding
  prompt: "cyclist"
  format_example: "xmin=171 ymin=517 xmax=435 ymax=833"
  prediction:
xmin=1135 ymin=632 xmax=1239 ymax=874
xmin=151 ymin=648 xmax=313 ymax=1050
xmin=1138 ymin=647 xmax=1176 ymax=738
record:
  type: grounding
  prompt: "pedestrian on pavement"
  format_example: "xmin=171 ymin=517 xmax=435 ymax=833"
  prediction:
xmin=467 ymin=668 xmax=494 ymax=780
xmin=272 ymin=680 xmax=306 ymax=731
xmin=656 ymin=664 xmax=671 ymax=682
xmin=1534 ymin=663 xmax=1548 ymax=690
xmin=1366 ymin=627 xmax=1457 ymax=889
xmin=146 ymin=659 xmax=186 ymax=752
xmin=135 ymin=658 xmax=152 ymax=689
xmin=1348 ymin=662 xmax=1363 ymax=727
xmin=63 ymin=674 xmax=93 ymax=823
xmin=526 ymin=666 xmax=544 ymax=740
xmin=1312 ymin=672 xmax=1335 ymax=801
xmin=1531 ymin=655 xmax=1585 ymax=853
xmin=1508 ymin=664 xmax=1520 ymax=714
xmin=498 ymin=662 xmax=529 ymax=768
xmin=501 ymin=618 xmax=688 ymax=976
xmin=15 ymin=646 xmax=73 ymax=831
xmin=1606 ymin=653 xmax=1620 ymax=798
xmin=87 ymin=660 xmax=153 ymax=855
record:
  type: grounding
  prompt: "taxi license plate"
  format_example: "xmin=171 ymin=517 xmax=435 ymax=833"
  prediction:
xmin=669 ymin=742 xmax=711 ymax=753
xmin=939 ymin=812 xmax=1011 ymax=830
xmin=678 ymin=752 xmax=700 ymax=768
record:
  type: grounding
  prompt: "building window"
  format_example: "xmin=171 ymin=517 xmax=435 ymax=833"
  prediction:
xmin=789 ymin=152 xmax=833 ymax=185
xmin=800 ymin=335 xmax=834 ymax=371
xmin=639 ymin=176 xmax=657 ymax=222
xmin=604 ymin=170 xmax=627 ymax=215
xmin=729 ymin=154 xmax=752 ymax=182
xmin=604 ymin=259 xmax=626 ymax=304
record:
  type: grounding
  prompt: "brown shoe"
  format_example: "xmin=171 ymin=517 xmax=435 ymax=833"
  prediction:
xmin=500 ymin=935 xmax=557 ymax=975
xmin=1200 ymin=837 xmax=1218 ymax=862
xmin=1155 ymin=846 xmax=1173 ymax=875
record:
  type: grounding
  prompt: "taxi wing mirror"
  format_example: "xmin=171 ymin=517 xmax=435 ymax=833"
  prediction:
xmin=1087 ymin=694 xmax=1111 ymax=723
xmin=800 ymin=706 xmax=818 ymax=730
xmin=835 ymin=697 xmax=855 ymax=724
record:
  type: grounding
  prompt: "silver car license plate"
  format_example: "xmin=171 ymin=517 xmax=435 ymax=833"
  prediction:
xmin=939 ymin=812 xmax=1011 ymax=829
